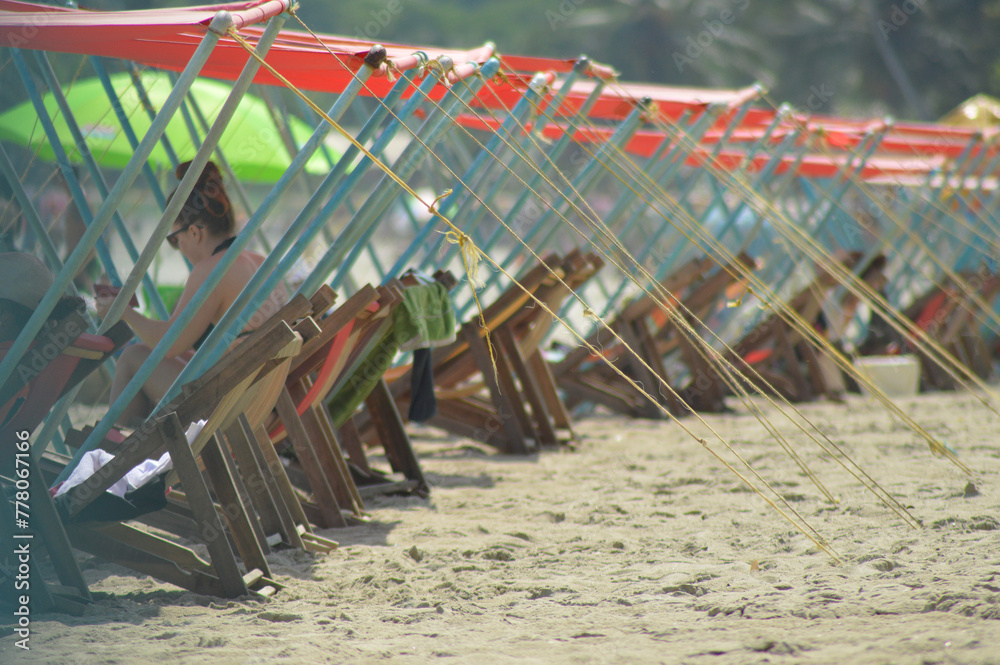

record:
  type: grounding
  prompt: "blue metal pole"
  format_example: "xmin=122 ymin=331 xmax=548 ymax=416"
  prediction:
xmin=471 ymin=79 xmax=609 ymax=261
xmin=315 ymin=58 xmax=503 ymax=294
xmin=124 ymin=61 xmax=182 ymax=169
xmin=0 ymin=144 xmax=69 ymax=279
xmin=426 ymin=63 xmax=591 ymax=268
xmin=385 ymin=70 xmax=554 ymax=279
xmin=59 ymin=11 xmax=284 ymax=482
xmin=0 ymin=12 xmax=233 ymax=397
xmin=10 ymin=49 xmax=121 ymax=287
xmin=593 ymin=103 xmax=773 ymax=319
xmin=91 ymin=58 xmax=168 ymax=211
xmin=33 ymin=50 xmax=170 ymax=320
xmin=159 ymin=46 xmax=393 ymax=389
xmin=458 ymin=99 xmax=647 ymax=316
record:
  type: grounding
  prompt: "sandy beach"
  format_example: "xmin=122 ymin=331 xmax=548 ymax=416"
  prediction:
xmin=3 ymin=391 xmax=1000 ymax=664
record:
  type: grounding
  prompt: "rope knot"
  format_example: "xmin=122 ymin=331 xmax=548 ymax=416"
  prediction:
xmin=384 ymin=60 xmax=400 ymax=82
xmin=440 ymin=227 xmax=484 ymax=289
xmin=422 ymin=58 xmax=446 ymax=81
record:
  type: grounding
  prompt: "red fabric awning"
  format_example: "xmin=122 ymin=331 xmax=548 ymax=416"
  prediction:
xmin=451 ymin=114 xmax=954 ymax=183
xmin=4 ymin=0 xmax=990 ymax=159
xmin=0 ymin=0 xmax=288 ymax=46
xmin=0 ymin=0 xmax=502 ymax=98
xmin=0 ymin=0 xmax=765 ymax=118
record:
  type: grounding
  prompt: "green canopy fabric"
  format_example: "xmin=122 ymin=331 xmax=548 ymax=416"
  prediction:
xmin=0 ymin=71 xmax=342 ymax=183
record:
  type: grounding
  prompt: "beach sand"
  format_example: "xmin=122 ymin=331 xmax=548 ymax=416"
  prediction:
xmin=4 ymin=391 xmax=1000 ymax=664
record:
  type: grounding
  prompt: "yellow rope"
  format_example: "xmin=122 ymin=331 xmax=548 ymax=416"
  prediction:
xmin=230 ymin=26 xmax=844 ymax=558
xmin=248 ymin=11 xmax=968 ymax=536
xmin=525 ymin=73 xmax=990 ymax=450
xmin=286 ymin=31 xmax=924 ymax=520
xmin=432 ymin=69 xmax=953 ymax=502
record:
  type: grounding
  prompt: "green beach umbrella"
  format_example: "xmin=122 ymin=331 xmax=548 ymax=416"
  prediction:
xmin=0 ymin=71 xmax=342 ymax=183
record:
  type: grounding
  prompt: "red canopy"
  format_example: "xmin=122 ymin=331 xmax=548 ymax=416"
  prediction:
xmin=450 ymin=113 xmax=963 ymax=183
xmin=0 ymin=0 xmax=765 ymax=118
xmin=0 ymin=0 xmax=503 ymax=98
xmin=3 ymin=0 xmax=989 ymax=157
xmin=0 ymin=0 xmax=288 ymax=45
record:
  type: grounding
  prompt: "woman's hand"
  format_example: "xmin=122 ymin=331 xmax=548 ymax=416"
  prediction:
xmin=95 ymin=293 xmax=115 ymax=320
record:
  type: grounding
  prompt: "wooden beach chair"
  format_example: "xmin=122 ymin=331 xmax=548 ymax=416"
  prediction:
xmin=552 ymin=253 xmax=753 ymax=417
xmin=714 ymin=255 xmax=870 ymax=403
xmin=323 ymin=271 xmax=460 ymax=498
xmin=1 ymin=304 xmax=133 ymax=615
xmin=371 ymin=253 xmax=599 ymax=454
xmin=903 ymin=269 xmax=1000 ymax=389
xmin=42 ymin=289 xmax=347 ymax=597
xmin=1 ymin=307 xmax=132 ymax=443
xmin=493 ymin=250 xmax=604 ymax=445
xmin=48 ymin=319 xmax=305 ymax=598
xmin=652 ymin=252 xmax=758 ymax=412
xmin=59 ymin=290 xmax=343 ymax=557
xmin=259 ymin=283 xmax=399 ymax=528
xmin=253 ymin=272 xmax=457 ymax=530
xmin=321 ymin=276 xmax=446 ymax=499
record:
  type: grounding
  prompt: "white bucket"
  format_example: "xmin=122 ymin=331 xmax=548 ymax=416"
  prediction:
xmin=853 ymin=354 xmax=920 ymax=398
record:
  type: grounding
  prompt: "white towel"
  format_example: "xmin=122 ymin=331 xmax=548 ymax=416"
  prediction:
xmin=54 ymin=419 xmax=207 ymax=498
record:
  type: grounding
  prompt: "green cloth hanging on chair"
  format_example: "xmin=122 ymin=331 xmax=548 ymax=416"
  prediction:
xmin=326 ymin=282 xmax=456 ymax=428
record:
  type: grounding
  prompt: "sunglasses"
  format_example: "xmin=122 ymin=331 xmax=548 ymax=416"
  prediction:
xmin=165 ymin=223 xmax=201 ymax=249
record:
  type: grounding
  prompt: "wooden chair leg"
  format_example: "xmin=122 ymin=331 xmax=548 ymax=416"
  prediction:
xmin=223 ymin=420 xmax=288 ymax=548
xmin=301 ymin=405 xmax=364 ymax=514
xmin=614 ymin=320 xmax=666 ymax=419
xmin=461 ymin=322 xmax=531 ymax=454
xmin=67 ymin=522 xmax=228 ymax=598
xmin=336 ymin=418 xmax=374 ymax=475
xmin=774 ymin=322 xmax=812 ymax=401
xmin=201 ymin=434 xmax=272 ymax=578
xmin=797 ymin=341 xmax=831 ymax=398
xmin=238 ymin=417 xmax=306 ymax=549
xmin=364 ymin=378 xmax=428 ymax=492
xmin=250 ymin=424 xmax=323 ymax=551
xmin=162 ymin=415 xmax=248 ymax=598
xmin=494 ymin=324 xmax=558 ymax=446
xmin=275 ymin=389 xmax=346 ymax=528
xmin=528 ymin=350 xmax=574 ymax=435
xmin=28 ymin=462 xmax=92 ymax=600
xmin=634 ymin=319 xmax=685 ymax=415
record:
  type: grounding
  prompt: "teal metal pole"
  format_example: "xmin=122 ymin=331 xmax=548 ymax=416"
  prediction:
xmin=385 ymin=70 xmax=554 ymax=279
xmin=0 ymin=10 xmax=232 ymax=394
xmin=0 ymin=144 xmax=70 ymax=279
xmin=124 ymin=60 xmax=182 ymax=169
xmin=159 ymin=46 xmax=393 ymax=389
xmin=315 ymin=58 xmax=503 ymax=294
xmin=471 ymin=79 xmax=609 ymax=260
xmin=458 ymin=99 xmax=647 ymax=316
xmin=60 ymin=10 xmax=284 ymax=482
xmin=420 ymin=61 xmax=591 ymax=271
xmin=33 ymin=50 xmax=170 ymax=320
xmin=9 ymin=49 xmax=121 ymax=286
xmin=91 ymin=57 xmax=167 ymax=211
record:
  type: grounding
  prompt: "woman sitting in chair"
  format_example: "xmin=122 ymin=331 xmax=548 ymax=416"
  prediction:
xmin=0 ymin=253 xmax=84 ymax=344
xmin=1 ymin=252 xmax=88 ymax=435
xmin=97 ymin=161 xmax=286 ymax=428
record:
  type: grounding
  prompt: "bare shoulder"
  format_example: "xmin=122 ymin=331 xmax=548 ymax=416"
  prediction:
xmin=244 ymin=250 xmax=267 ymax=268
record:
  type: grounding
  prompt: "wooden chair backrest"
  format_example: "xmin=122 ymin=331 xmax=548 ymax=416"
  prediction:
xmin=63 ymin=321 xmax=300 ymax=518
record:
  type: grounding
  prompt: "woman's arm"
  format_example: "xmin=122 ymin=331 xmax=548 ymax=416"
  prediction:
xmin=98 ymin=262 xmax=222 ymax=358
